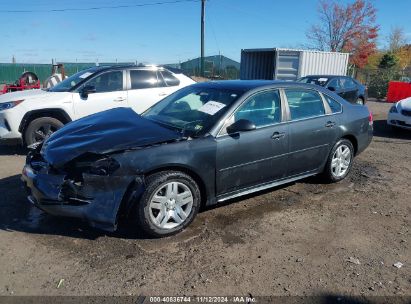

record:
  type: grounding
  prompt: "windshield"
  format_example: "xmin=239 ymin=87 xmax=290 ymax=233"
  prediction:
xmin=142 ymin=86 xmax=245 ymax=136
xmin=297 ymin=76 xmax=329 ymax=86
xmin=48 ymin=67 xmax=100 ymax=92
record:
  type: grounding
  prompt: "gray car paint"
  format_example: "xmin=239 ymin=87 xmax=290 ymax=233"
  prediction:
xmin=22 ymin=81 xmax=373 ymax=231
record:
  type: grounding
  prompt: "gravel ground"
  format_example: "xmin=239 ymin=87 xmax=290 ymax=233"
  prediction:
xmin=0 ymin=100 xmax=409 ymax=299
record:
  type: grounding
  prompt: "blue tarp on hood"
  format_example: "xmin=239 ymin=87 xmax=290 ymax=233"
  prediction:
xmin=41 ymin=107 xmax=182 ymax=167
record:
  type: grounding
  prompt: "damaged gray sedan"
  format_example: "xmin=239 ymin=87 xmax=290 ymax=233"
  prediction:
xmin=22 ymin=81 xmax=373 ymax=237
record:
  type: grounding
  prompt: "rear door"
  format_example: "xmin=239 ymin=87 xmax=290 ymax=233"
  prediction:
xmin=285 ymin=88 xmax=339 ymax=176
xmin=127 ymin=69 xmax=165 ymax=114
xmin=216 ymin=89 xmax=289 ymax=195
xmin=157 ymin=69 xmax=183 ymax=96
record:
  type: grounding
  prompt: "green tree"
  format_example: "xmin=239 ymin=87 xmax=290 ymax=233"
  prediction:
xmin=378 ymin=53 xmax=399 ymax=69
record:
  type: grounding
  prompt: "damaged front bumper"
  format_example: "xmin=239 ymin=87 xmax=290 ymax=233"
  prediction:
xmin=21 ymin=151 xmax=144 ymax=231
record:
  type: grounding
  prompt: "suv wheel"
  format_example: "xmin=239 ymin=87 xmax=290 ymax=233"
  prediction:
xmin=24 ymin=117 xmax=64 ymax=147
xmin=136 ymin=171 xmax=201 ymax=237
xmin=322 ymin=139 xmax=354 ymax=183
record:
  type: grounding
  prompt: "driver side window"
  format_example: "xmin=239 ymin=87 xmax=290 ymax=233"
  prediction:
xmin=234 ymin=90 xmax=281 ymax=128
xmin=84 ymin=71 xmax=123 ymax=93
xmin=327 ymin=78 xmax=341 ymax=90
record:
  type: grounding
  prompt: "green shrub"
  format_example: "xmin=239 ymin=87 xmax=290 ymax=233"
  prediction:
xmin=367 ymin=69 xmax=401 ymax=99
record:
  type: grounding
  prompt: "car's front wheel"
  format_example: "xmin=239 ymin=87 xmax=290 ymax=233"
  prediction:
xmin=24 ymin=117 xmax=64 ymax=147
xmin=322 ymin=139 xmax=354 ymax=183
xmin=136 ymin=171 xmax=201 ymax=237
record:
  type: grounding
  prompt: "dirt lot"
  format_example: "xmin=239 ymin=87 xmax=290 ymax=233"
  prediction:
xmin=0 ymin=100 xmax=409 ymax=299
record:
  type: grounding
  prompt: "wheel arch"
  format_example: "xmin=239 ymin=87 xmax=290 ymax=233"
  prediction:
xmin=117 ymin=164 xmax=209 ymax=222
xmin=341 ymin=134 xmax=358 ymax=155
xmin=19 ymin=108 xmax=72 ymax=135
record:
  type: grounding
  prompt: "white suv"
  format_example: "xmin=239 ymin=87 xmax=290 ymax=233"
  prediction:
xmin=0 ymin=65 xmax=195 ymax=146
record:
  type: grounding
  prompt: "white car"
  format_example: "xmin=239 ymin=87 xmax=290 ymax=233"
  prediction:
xmin=387 ymin=97 xmax=411 ymax=130
xmin=0 ymin=65 xmax=195 ymax=146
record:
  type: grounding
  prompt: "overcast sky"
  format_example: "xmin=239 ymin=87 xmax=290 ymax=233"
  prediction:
xmin=1 ymin=0 xmax=410 ymax=64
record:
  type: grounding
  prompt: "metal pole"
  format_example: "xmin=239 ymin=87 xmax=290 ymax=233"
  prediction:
xmin=200 ymin=0 xmax=205 ymax=77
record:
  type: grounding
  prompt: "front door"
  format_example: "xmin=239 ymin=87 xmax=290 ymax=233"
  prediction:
xmin=216 ymin=89 xmax=289 ymax=195
xmin=284 ymin=88 xmax=339 ymax=176
xmin=340 ymin=77 xmax=359 ymax=103
xmin=73 ymin=70 xmax=127 ymax=119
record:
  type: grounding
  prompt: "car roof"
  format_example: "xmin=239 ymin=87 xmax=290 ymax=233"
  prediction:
xmin=89 ymin=65 xmax=179 ymax=73
xmin=192 ymin=80 xmax=324 ymax=91
xmin=302 ymin=75 xmax=349 ymax=79
xmin=192 ymin=80 xmax=283 ymax=90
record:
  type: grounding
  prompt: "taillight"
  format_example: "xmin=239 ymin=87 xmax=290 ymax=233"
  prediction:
xmin=368 ymin=111 xmax=373 ymax=126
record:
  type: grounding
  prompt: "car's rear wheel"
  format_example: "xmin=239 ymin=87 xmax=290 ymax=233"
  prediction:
xmin=322 ymin=139 xmax=354 ymax=183
xmin=24 ymin=117 xmax=64 ymax=147
xmin=136 ymin=171 xmax=201 ymax=237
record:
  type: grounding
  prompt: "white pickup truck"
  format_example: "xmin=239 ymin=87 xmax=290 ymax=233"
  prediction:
xmin=0 ymin=65 xmax=195 ymax=146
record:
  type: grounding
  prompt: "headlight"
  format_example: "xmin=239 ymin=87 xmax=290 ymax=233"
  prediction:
xmin=389 ymin=105 xmax=398 ymax=113
xmin=0 ymin=100 xmax=24 ymax=111
xmin=73 ymin=156 xmax=120 ymax=176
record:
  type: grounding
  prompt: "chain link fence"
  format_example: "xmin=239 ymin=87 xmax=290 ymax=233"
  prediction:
xmin=0 ymin=62 xmax=134 ymax=86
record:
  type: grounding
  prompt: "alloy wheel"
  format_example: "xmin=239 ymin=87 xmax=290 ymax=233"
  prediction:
xmin=148 ymin=181 xmax=194 ymax=229
xmin=331 ymin=144 xmax=352 ymax=178
xmin=30 ymin=124 xmax=57 ymax=145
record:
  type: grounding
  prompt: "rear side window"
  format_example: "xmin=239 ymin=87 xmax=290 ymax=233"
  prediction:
xmin=285 ymin=89 xmax=325 ymax=120
xmin=235 ymin=90 xmax=281 ymax=127
xmin=130 ymin=70 xmax=158 ymax=89
xmin=324 ymin=95 xmax=342 ymax=113
xmin=160 ymin=70 xmax=180 ymax=87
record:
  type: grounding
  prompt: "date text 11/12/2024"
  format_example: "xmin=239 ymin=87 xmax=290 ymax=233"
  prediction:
xmin=148 ymin=296 xmax=257 ymax=303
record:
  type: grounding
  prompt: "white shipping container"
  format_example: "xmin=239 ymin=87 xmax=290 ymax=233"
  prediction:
xmin=240 ymin=48 xmax=349 ymax=81
xmin=299 ymin=50 xmax=349 ymax=77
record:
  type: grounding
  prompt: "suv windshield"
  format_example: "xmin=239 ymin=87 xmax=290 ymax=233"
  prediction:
xmin=48 ymin=67 xmax=100 ymax=92
xmin=142 ymin=86 xmax=244 ymax=136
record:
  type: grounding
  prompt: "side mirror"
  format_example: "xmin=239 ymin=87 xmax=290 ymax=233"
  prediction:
xmin=226 ymin=119 xmax=256 ymax=134
xmin=327 ymin=86 xmax=336 ymax=92
xmin=80 ymin=85 xmax=96 ymax=98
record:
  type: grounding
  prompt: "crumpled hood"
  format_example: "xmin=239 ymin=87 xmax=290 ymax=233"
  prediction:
xmin=398 ymin=97 xmax=411 ymax=110
xmin=41 ymin=107 xmax=183 ymax=167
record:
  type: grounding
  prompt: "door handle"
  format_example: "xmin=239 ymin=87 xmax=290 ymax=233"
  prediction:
xmin=113 ymin=97 xmax=126 ymax=102
xmin=271 ymin=132 xmax=285 ymax=140
xmin=325 ymin=121 xmax=336 ymax=128
xmin=159 ymin=92 xmax=167 ymax=96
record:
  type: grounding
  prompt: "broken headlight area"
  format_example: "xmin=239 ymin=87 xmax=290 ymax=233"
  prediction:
xmin=64 ymin=153 xmax=121 ymax=178
xmin=58 ymin=154 xmax=122 ymax=205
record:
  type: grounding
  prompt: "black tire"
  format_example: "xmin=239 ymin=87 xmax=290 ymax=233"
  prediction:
xmin=322 ymin=139 xmax=354 ymax=183
xmin=136 ymin=171 xmax=201 ymax=237
xmin=24 ymin=117 xmax=64 ymax=147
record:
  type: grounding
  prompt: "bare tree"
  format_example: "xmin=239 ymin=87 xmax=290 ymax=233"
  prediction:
xmin=387 ymin=27 xmax=407 ymax=52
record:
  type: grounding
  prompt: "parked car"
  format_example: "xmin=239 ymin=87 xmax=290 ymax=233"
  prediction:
xmin=297 ymin=75 xmax=367 ymax=105
xmin=387 ymin=96 xmax=411 ymax=130
xmin=0 ymin=65 xmax=194 ymax=146
xmin=22 ymin=80 xmax=373 ymax=237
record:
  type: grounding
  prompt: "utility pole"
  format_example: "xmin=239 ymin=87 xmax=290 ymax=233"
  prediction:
xmin=200 ymin=0 xmax=206 ymax=77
